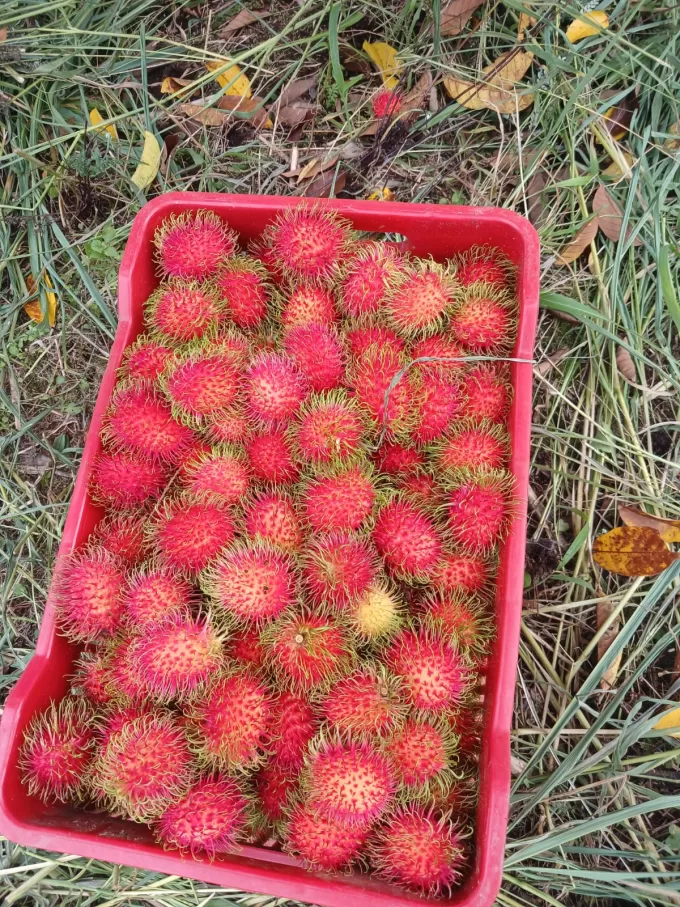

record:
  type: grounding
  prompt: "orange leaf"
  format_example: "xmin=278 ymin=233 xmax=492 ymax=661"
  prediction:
xmin=619 ymin=505 xmax=680 ymax=544
xmin=592 ymin=526 xmax=678 ymax=577
xmin=177 ymin=98 xmax=272 ymax=128
xmin=443 ymin=50 xmax=535 ymax=114
xmin=24 ymin=274 xmax=57 ymax=328
xmin=555 ymin=217 xmax=599 ymax=265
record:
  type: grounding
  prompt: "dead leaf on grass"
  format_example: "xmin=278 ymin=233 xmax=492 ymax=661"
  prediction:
xmin=619 ymin=505 xmax=680 ymax=544
xmin=219 ymin=9 xmax=270 ymax=37
xmin=367 ymin=187 xmax=396 ymax=201
xmin=89 ymin=108 xmax=117 ymax=140
xmin=565 ymin=11 xmax=609 ymax=43
xmin=517 ymin=11 xmax=537 ymax=41
xmin=160 ymin=76 xmax=196 ymax=96
xmin=592 ymin=184 xmax=641 ymax=245
xmin=439 ymin=0 xmax=483 ymax=36
xmin=663 ymin=120 xmax=680 ymax=152
xmin=302 ymin=168 xmax=347 ymax=198
xmin=363 ymin=41 xmax=402 ymax=90
xmin=24 ymin=274 xmax=57 ymax=328
xmin=593 ymin=526 xmax=678 ymax=577
xmin=279 ymin=75 xmax=317 ymax=107
xmin=555 ymin=217 xmax=599 ymax=265
xmin=534 ymin=347 xmax=571 ymax=377
xmin=443 ymin=50 xmax=535 ymax=114
xmin=615 ymin=346 xmax=637 ymax=384
xmin=596 ymin=597 xmax=621 ymax=690
xmin=294 ymin=155 xmax=339 ymax=184
xmin=0 ymin=27 xmax=7 ymax=43
xmin=277 ymin=101 xmax=319 ymax=128
xmin=131 ymin=131 xmax=160 ymax=190
xmin=653 ymin=707 xmax=680 ymax=739
xmin=178 ymin=98 xmax=272 ymax=128
xmin=401 ymin=70 xmax=433 ymax=114
xmin=602 ymin=151 xmax=634 ymax=179
xmin=206 ymin=59 xmax=251 ymax=97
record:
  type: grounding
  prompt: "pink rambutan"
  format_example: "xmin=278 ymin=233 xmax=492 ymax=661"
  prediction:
xmin=181 ymin=446 xmax=250 ymax=505
xmin=321 ymin=668 xmax=405 ymax=738
xmin=374 ymin=441 xmax=424 ymax=476
xmin=246 ymin=430 xmax=299 ymax=485
xmin=226 ymin=625 xmax=266 ymax=669
xmin=285 ymin=805 xmax=368 ymax=872
xmin=280 ymin=284 xmax=337 ymax=331
xmin=151 ymin=496 xmax=235 ymax=574
xmin=433 ymin=550 xmax=492 ymax=598
xmin=90 ymin=450 xmax=168 ymax=510
xmin=154 ymin=210 xmax=237 ymax=280
xmin=97 ymin=704 xmax=153 ymax=747
xmin=436 ymin=422 xmax=509 ymax=475
xmin=204 ymin=407 xmax=252 ymax=446
xmin=264 ymin=611 xmax=351 ymax=692
xmin=448 ymin=706 xmax=484 ymax=757
xmin=283 ymin=323 xmax=345 ymax=392
xmin=162 ymin=345 xmax=242 ymax=425
xmin=371 ymin=87 xmax=404 ymax=119
xmin=368 ymin=805 xmax=466 ymax=895
xmin=304 ymin=739 xmax=396 ymax=827
xmin=338 ymin=242 xmax=405 ymax=318
xmin=175 ymin=437 xmax=213 ymax=479
xmin=123 ymin=565 xmax=194 ymax=626
xmin=388 ymin=718 xmax=451 ymax=789
xmin=386 ymin=260 xmax=459 ymax=335
xmin=245 ymin=352 xmax=308 ymax=426
xmin=302 ymin=532 xmax=377 ymax=609
xmin=256 ymin=761 xmax=299 ymax=828
xmin=202 ymin=542 xmax=296 ymax=625
xmin=397 ymin=469 xmax=441 ymax=505
xmin=451 ymin=285 xmax=516 ymax=353
xmin=244 ymin=491 xmax=303 ymax=553
xmin=345 ymin=322 xmax=405 ymax=359
xmin=20 ymin=699 xmax=96 ymax=803
xmin=387 ymin=629 xmax=467 ymax=713
xmin=90 ymin=513 xmax=148 ymax=566
xmin=121 ymin=335 xmax=173 ymax=383
xmin=186 ymin=670 xmax=272 ymax=770
xmin=216 ymin=256 xmax=269 ymax=329
xmin=157 ymin=775 xmax=247 ymax=857
xmin=373 ymin=499 xmax=443 ymax=580
xmin=293 ymin=391 xmax=365 ymax=466
xmin=145 ymin=280 xmax=223 ymax=343
xmin=410 ymin=334 xmax=467 ymax=377
xmin=431 ymin=772 xmax=478 ymax=813
xmin=267 ymin=691 xmax=318 ymax=768
xmin=262 ymin=206 xmax=354 ymax=284
xmin=303 ymin=464 xmax=377 ymax=533
xmin=105 ymin=635 xmax=148 ymax=704
xmin=350 ymin=581 xmax=403 ymax=641
xmin=351 ymin=346 xmax=415 ymax=436
xmin=454 ymin=245 xmax=514 ymax=291
xmin=93 ymin=710 xmax=195 ymax=821
xmin=128 ymin=612 xmax=223 ymax=702
xmin=54 ymin=548 xmax=126 ymax=643
xmin=410 ymin=375 xmax=464 ymax=444
xmin=103 ymin=383 xmax=193 ymax=462
xmin=73 ymin=650 xmax=113 ymax=704
xmin=447 ymin=471 xmax=515 ymax=552
xmin=462 ymin=364 xmax=512 ymax=423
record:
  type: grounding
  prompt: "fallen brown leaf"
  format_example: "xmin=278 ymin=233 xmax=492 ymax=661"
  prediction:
xmin=0 ymin=27 xmax=7 ymax=43
xmin=615 ymin=346 xmax=636 ymax=384
xmin=517 ymin=11 xmax=537 ymax=41
xmin=619 ymin=505 xmax=680 ymax=544
xmin=534 ymin=347 xmax=571 ymax=377
xmin=218 ymin=8 xmax=270 ymax=37
xmin=593 ymin=525 xmax=678 ymax=577
xmin=602 ymin=92 xmax=637 ymax=139
xmin=596 ymin=597 xmax=621 ymax=690
xmin=444 ymin=49 xmax=535 ymax=114
xmin=302 ymin=168 xmax=347 ymax=198
xmin=592 ymin=185 xmax=623 ymax=241
xmin=401 ymin=70 xmax=433 ymax=114
xmin=160 ymin=76 xmax=196 ymax=96
xmin=602 ymin=151 xmax=634 ymax=179
xmin=177 ymin=97 xmax=271 ymax=128
xmin=295 ymin=155 xmax=339 ymax=184
xmin=663 ymin=120 xmax=680 ymax=152
xmin=277 ymin=101 xmax=319 ymax=128
xmin=279 ymin=76 xmax=317 ymax=108
xmin=555 ymin=217 xmax=599 ymax=265
xmin=439 ymin=0 xmax=483 ymax=36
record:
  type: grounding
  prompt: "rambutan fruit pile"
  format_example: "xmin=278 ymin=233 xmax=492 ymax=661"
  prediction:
xmin=21 ymin=206 xmax=519 ymax=897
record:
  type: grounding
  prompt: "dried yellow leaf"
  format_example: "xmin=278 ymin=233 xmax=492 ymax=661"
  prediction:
xmin=663 ymin=120 xmax=680 ymax=152
xmin=619 ymin=505 xmax=680 ymax=544
xmin=24 ymin=274 xmax=57 ymax=328
xmin=367 ymin=187 xmax=395 ymax=201
xmin=602 ymin=151 xmax=634 ymax=178
xmin=206 ymin=60 xmax=251 ymax=98
xmin=592 ymin=526 xmax=678 ymax=577
xmin=89 ymin=108 xmax=117 ymax=140
xmin=517 ymin=11 xmax=537 ymax=41
xmin=654 ymin=706 xmax=680 ymax=739
xmin=131 ymin=131 xmax=161 ymax=190
xmin=443 ymin=50 xmax=535 ymax=114
xmin=362 ymin=41 xmax=402 ymax=90
xmin=566 ymin=11 xmax=609 ymax=43
xmin=160 ymin=76 xmax=196 ymax=96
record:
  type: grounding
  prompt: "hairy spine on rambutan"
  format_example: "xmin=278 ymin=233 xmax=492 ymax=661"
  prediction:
xmin=267 ymin=691 xmax=318 ymax=768
xmin=278 ymin=283 xmax=338 ymax=332
xmin=409 ymin=373 xmax=464 ymax=444
xmin=302 ymin=531 xmax=378 ymax=610
xmin=409 ymin=334 xmax=467 ymax=378
xmin=243 ymin=490 xmax=303 ymax=553
xmin=350 ymin=345 xmax=416 ymax=437
xmin=150 ymin=495 xmax=235 ymax=575
xmin=302 ymin=462 xmax=378 ymax=533
xmin=396 ymin=469 xmax=441 ymax=505
xmin=261 ymin=205 xmax=355 ymax=284
xmin=262 ymin=610 xmax=352 ymax=692
xmin=145 ymin=280 xmax=224 ymax=343
xmin=450 ymin=283 xmax=517 ymax=354
xmin=373 ymin=441 xmax=424 ymax=476
xmin=448 ymin=706 xmax=484 ymax=758
xmin=434 ymin=421 xmax=509 ymax=476
xmin=54 ymin=547 xmax=126 ymax=643
xmin=385 ymin=259 xmax=460 ymax=336
xmin=373 ymin=498 xmax=444 ymax=580
xmin=123 ymin=565 xmax=194 ymax=626
xmin=90 ymin=513 xmax=149 ymax=565
xmin=321 ymin=667 xmax=406 ymax=738
xmin=387 ymin=717 xmax=455 ymax=793
xmin=284 ymin=804 xmax=368 ymax=872
xmin=156 ymin=775 xmax=248 ymax=857
xmin=104 ymin=634 xmax=148 ymax=704
xmin=90 ymin=450 xmax=169 ymax=510
xmin=245 ymin=352 xmax=308 ymax=427
xmin=462 ymin=363 xmax=512 ymax=423
xmin=161 ymin=342 xmax=243 ymax=426
xmin=432 ymin=549 xmax=494 ymax=599
xmin=453 ymin=244 xmax=515 ymax=291
xmin=349 ymin=580 xmax=403 ymax=641
xmin=204 ymin=406 xmax=252 ymax=446
xmin=215 ymin=256 xmax=269 ymax=329
xmin=336 ymin=242 xmax=405 ymax=318
xmin=72 ymin=650 xmax=113 ymax=704
xmin=102 ymin=382 xmax=194 ymax=463
xmin=386 ymin=628 xmax=468 ymax=713
xmin=180 ymin=445 xmax=250 ymax=505
xmin=20 ymin=698 xmax=96 ymax=803
xmin=446 ymin=470 xmax=516 ymax=553
xmin=255 ymin=760 xmax=300 ymax=828
xmin=246 ymin=430 xmax=300 ymax=485
xmin=291 ymin=390 xmax=365 ymax=468
xmin=344 ymin=322 xmax=405 ymax=360
xmin=154 ymin=209 xmax=237 ymax=280
xmin=226 ymin=625 xmax=266 ymax=670
xmin=283 ymin=322 xmax=346 ymax=393
xmin=120 ymin=335 xmax=173 ymax=383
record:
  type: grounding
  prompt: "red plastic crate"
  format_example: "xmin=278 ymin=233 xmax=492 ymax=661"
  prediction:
xmin=0 ymin=193 xmax=539 ymax=907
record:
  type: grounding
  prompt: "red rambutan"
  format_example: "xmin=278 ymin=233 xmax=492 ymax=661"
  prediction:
xmin=154 ymin=210 xmax=237 ymax=280
xmin=374 ymin=441 xmax=424 ymax=476
xmin=450 ymin=285 xmax=516 ymax=353
xmin=351 ymin=346 xmax=415 ymax=436
xmin=345 ymin=323 xmax=405 ymax=360
xmin=226 ymin=625 xmax=266 ymax=670
xmin=103 ymin=383 xmax=194 ymax=462
xmin=267 ymin=691 xmax=318 ymax=768
xmin=245 ymin=352 xmax=308 ymax=426
xmin=54 ymin=548 xmax=126 ymax=643
xmin=387 ymin=629 xmax=467 ymax=713
xmin=255 ymin=760 xmax=300 ymax=826
xmin=368 ymin=805 xmax=466 ymax=895
xmin=303 ymin=464 xmax=377 ymax=533
xmin=371 ymin=87 xmax=403 ymax=119
xmin=175 ymin=437 xmax=213 ymax=479
xmin=97 ymin=704 xmax=153 ymax=747
xmin=448 ymin=706 xmax=484 ymax=757
xmin=204 ymin=407 xmax=251 ymax=446
xmin=20 ymin=699 xmax=96 ymax=803
xmin=121 ymin=335 xmax=173 ymax=383
xmin=385 ymin=260 xmax=459 ymax=336
xmin=181 ymin=446 xmax=250 ymax=505
xmin=244 ymin=490 xmax=303 ymax=553
xmin=338 ymin=242 xmax=405 ymax=318
xmin=321 ymin=668 xmax=405 ymax=738
xmin=373 ymin=499 xmax=443 ymax=580
xmin=433 ymin=550 xmax=493 ymax=598
xmin=246 ymin=430 xmax=299 ymax=485
xmin=151 ymin=496 xmax=235 ymax=574
xmin=90 ymin=450 xmax=168 ymax=510
xmin=285 ymin=805 xmax=368 ymax=872
xmin=157 ymin=775 xmax=247 ymax=857
xmin=410 ymin=334 xmax=467 ymax=377
xmin=216 ymin=256 xmax=269 ymax=329
xmin=350 ymin=581 xmax=403 ymax=641
xmin=388 ymin=718 xmax=451 ymax=789
xmin=264 ymin=611 xmax=351 ymax=692
xmin=454 ymin=245 xmax=514 ymax=291
xmin=91 ymin=513 xmax=149 ymax=566
xmin=462 ymin=364 xmax=512 ymax=423
xmin=280 ymin=284 xmax=337 ymax=331
xmin=262 ymin=206 xmax=354 ymax=284
xmin=447 ymin=471 xmax=515 ymax=552
xmin=123 ymin=565 xmax=194 ymax=626
xmin=145 ymin=280 xmax=223 ymax=343
xmin=397 ymin=470 xmax=441 ymax=505
xmin=293 ymin=391 xmax=365 ymax=467
xmin=162 ymin=345 xmax=242 ymax=425
xmin=283 ymin=323 xmax=345 ymax=393
xmin=202 ymin=542 xmax=296 ymax=625
xmin=436 ymin=421 xmax=509 ymax=475
xmin=302 ymin=532 xmax=377 ymax=610
xmin=409 ymin=375 xmax=464 ymax=444
xmin=73 ymin=650 xmax=113 ymax=704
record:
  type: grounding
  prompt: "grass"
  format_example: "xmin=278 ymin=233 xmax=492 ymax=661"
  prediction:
xmin=1 ymin=0 xmax=680 ymax=903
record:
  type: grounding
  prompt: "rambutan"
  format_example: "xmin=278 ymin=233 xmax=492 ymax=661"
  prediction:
xmin=246 ymin=430 xmax=299 ymax=485
xmin=337 ymin=242 xmax=405 ymax=318
xmin=103 ymin=383 xmax=193 ymax=462
xmin=128 ymin=612 xmax=223 ymax=703
xmin=454 ymin=245 xmax=514 ymax=291
xmin=124 ymin=566 xmax=194 ymax=626
xmin=303 ymin=532 xmax=377 ymax=609
xmin=304 ymin=739 xmax=395 ymax=827
xmin=151 ymin=496 xmax=235 ymax=574
xmin=204 ymin=407 xmax=251 ymax=446
xmin=409 ymin=375 xmax=464 ymax=444
xmin=255 ymin=760 xmax=300 ymax=826
xmin=386 ymin=629 xmax=467 ymax=713
xmin=162 ymin=345 xmax=242 ymax=425
xmin=93 ymin=710 xmax=195 ymax=821
xmin=462 ymin=364 xmax=512 ymax=423
xmin=267 ymin=691 xmax=318 ymax=768
xmin=97 ymin=704 xmax=153 ymax=747
xmin=283 ymin=323 xmax=345 ymax=392
xmin=154 ymin=210 xmax=237 ymax=280
xmin=186 ymin=670 xmax=272 ymax=771
xmin=433 ymin=549 xmax=493 ymax=598
xmin=73 ymin=650 xmax=113 ymax=704
xmin=105 ymin=634 xmax=148 ymax=703
xmin=157 ymin=775 xmax=247 ymax=857
xmin=245 ymin=352 xmax=308 ymax=426
xmin=121 ymin=335 xmax=173 ymax=383
xmin=20 ymin=699 xmax=96 ymax=803
xmin=90 ymin=450 xmax=168 ymax=510
xmin=345 ymin=323 xmax=405 ymax=359
xmin=175 ymin=437 xmax=213 ymax=479
xmin=388 ymin=718 xmax=452 ymax=789
xmin=350 ymin=581 xmax=403 ymax=641
xmin=436 ymin=421 xmax=509 ymax=475
xmin=293 ymin=391 xmax=365 ymax=467
xmin=450 ymin=285 xmax=516 ymax=353
xmin=264 ymin=611 xmax=351 ymax=692
xmin=181 ymin=446 xmax=250 ymax=505
xmin=202 ymin=542 xmax=296 ymax=625
xmin=285 ymin=805 xmax=368 ymax=872
xmin=321 ymin=668 xmax=405 ymax=738
xmin=226 ymin=625 xmax=266 ymax=670
xmin=371 ymin=87 xmax=404 ymax=119
xmin=216 ymin=256 xmax=269 ymax=329
xmin=261 ymin=206 xmax=354 ymax=284
xmin=351 ymin=346 xmax=415 ymax=436
xmin=368 ymin=805 xmax=466 ymax=895
xmin=373 ymin=499 xmax=443 ymax=580
xmin=280 ymin=284 xmax=337 ymax=331
xmin=303 ymin=464 xmax=377 ymax=533
xmin=54 ymin=548 xmax=126 ymax=643
xmin=410 ymin=334 xmax=466 ymax=377
xmin=431 ymin=772 xmax=478 ymax=812
xmin=447 ymin=471 xmax=515 ymax=552
xmin=397 ymin=470 xmax=441 ymax=505
xmin=244 ymin=491 xmax=303 ymax=553
xmin=145 ymin=280 xmax=223 ymax=343
xmin=385 ymin=260 xmax=458 ymax=336
xmin=374 ymin=441 xmax=424 ymax=476
xmin=90 ymin=514 xmax=148 ymax=566
xmin=448 ymin=706 xmax=484 ymax=756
